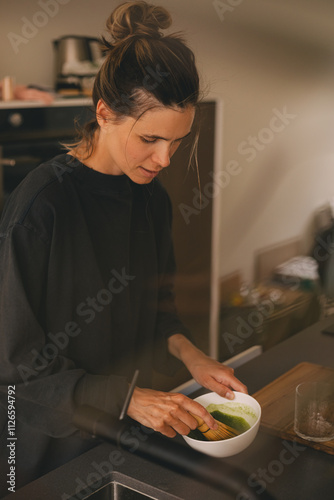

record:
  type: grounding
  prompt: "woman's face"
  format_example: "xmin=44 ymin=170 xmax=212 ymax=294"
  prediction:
xmin=94 ymin=101 xmax=195 ymax=184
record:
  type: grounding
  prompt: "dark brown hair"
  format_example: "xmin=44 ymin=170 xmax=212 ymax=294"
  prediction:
xmin=70 ymin=1 xmax=201 ymax=161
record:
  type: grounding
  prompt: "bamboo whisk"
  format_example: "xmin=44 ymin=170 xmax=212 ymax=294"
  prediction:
xmin=190 ymin=413 xmax=241 ymax=441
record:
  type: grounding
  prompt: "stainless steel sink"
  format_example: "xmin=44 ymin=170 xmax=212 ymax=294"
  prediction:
xmin=87 ymin=482 xmax=154 ymax=499
xmin=73 ymin=473 xmax=179 ymax=500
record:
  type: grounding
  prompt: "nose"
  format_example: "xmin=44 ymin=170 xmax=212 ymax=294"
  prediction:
xmin=151 ymin=143 xmax=171 ymax=169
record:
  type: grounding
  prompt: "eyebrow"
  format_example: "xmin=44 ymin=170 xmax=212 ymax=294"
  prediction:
xmin=143 ymin=131 xmax=192 ymax=141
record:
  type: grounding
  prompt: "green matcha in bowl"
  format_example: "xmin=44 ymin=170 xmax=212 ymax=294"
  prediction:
xmin=183 ymin=392 xmax=261 ymax=457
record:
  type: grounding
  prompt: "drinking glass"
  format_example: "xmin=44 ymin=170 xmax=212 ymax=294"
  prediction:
xmin=294 ymin=381 xmax=334 ymax=442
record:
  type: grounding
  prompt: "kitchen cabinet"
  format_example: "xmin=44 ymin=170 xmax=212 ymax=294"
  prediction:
xmin=219 ymin=284 xmax=321 ymax=361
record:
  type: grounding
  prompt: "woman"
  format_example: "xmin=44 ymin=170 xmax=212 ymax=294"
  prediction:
xmin=0 ymin=1 xmax=247 ymax=493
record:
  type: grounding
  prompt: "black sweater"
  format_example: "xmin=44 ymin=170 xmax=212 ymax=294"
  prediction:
xmin=0 ymin=153 xmax=189 ymax=493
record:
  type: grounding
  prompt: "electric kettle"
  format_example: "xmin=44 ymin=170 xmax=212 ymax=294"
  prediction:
xmin=53 ymin=35 xmax=104 ymax=92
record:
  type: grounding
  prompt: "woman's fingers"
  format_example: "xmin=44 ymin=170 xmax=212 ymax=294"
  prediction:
xmin=205 ymin=373 xmax=248 ymax=400
xmin=14 ymin=85 xmax=54 ymax=104
xmin=127 ymin=388 xmax=216 ymax=437
xmin=180 ymin=396 xmax=218 ymax=431
xmin=190 ymin=358 xmax=248 ymax=399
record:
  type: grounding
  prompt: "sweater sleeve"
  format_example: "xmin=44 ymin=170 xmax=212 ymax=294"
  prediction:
xmin=0 ymin=223 xmax=128 ymax=439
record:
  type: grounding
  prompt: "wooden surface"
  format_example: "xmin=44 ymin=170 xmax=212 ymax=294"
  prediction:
xmin=252 ymin=362 xmax=334 ymax=455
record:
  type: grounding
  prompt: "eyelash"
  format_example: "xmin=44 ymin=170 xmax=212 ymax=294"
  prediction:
xmin=140 ymin=137 xmax=183 ymax=145
xmin=140 ymin=137 xmax=157 ymax=144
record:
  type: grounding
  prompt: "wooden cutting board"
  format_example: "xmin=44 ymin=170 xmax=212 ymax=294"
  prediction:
xmin=252 ymin=362 xmax=334 ymax=455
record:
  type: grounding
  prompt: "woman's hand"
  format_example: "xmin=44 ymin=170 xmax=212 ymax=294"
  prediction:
xmin=126 ymin=334 xmax=248 ymax=439
xmin=185 ymin=352 xmax=248 ymax=399
xmin=168 ymin=334 xmax=248 ymax=399
xmin=0 ymin=82 xmax=54 ymax=104
xmin=126 ymin=387 xmax=218 ymax=438
xmin=13 ymin=85 xmax=54 ymax=104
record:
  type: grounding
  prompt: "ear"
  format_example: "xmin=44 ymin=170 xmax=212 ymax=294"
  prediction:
xmin=96 ymin=99 xmax=112 ymax=127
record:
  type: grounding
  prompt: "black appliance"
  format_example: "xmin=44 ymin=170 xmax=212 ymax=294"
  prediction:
xmin=0 ymin=99 xmax=93 ymax=209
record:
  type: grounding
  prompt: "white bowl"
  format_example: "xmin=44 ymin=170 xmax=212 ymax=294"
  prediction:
xmin=183 ymin=392 xmax=261 ymax=457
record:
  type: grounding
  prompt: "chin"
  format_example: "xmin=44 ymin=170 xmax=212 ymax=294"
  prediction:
xmin=130 ymin=171 xmax=157 ymax=184
xmin=134 ymin=177 xmax=155 ymax=185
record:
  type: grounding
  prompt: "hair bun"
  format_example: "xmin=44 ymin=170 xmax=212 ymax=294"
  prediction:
xmin=106 ymin=1 xmax=171 ymax=44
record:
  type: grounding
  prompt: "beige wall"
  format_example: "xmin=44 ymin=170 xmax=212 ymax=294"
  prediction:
xmin=2 ymin=0 xmax=334 ymax=283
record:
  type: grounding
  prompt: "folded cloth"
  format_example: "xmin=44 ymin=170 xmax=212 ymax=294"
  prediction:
xmin=274 ymin=256 xmax=319 ymax=281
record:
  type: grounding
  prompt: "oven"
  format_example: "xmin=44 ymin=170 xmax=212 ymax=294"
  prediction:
xmin=0 ymin=98 xmax=93 ymax=211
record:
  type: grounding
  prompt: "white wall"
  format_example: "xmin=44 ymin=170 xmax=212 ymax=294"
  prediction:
xmin=2 ymin=0 xmax=334 ymax=283
xmin=212 ymin=28 xmax=334 ymax=282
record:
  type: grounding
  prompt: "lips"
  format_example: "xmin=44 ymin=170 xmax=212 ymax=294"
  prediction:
xmin=139 ymin=166 xmax=160 ymax=178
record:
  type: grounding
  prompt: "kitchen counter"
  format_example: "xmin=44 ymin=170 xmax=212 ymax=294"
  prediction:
xmin=0 ymin=96 xmax=92 ymax=109
xmin=2 ymin=429 xmax=240 ymax=500
xmin=209 ymin=314 xmax=334 ymax=500
xmin=3 ymin=316 xmax=334 ymax=500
